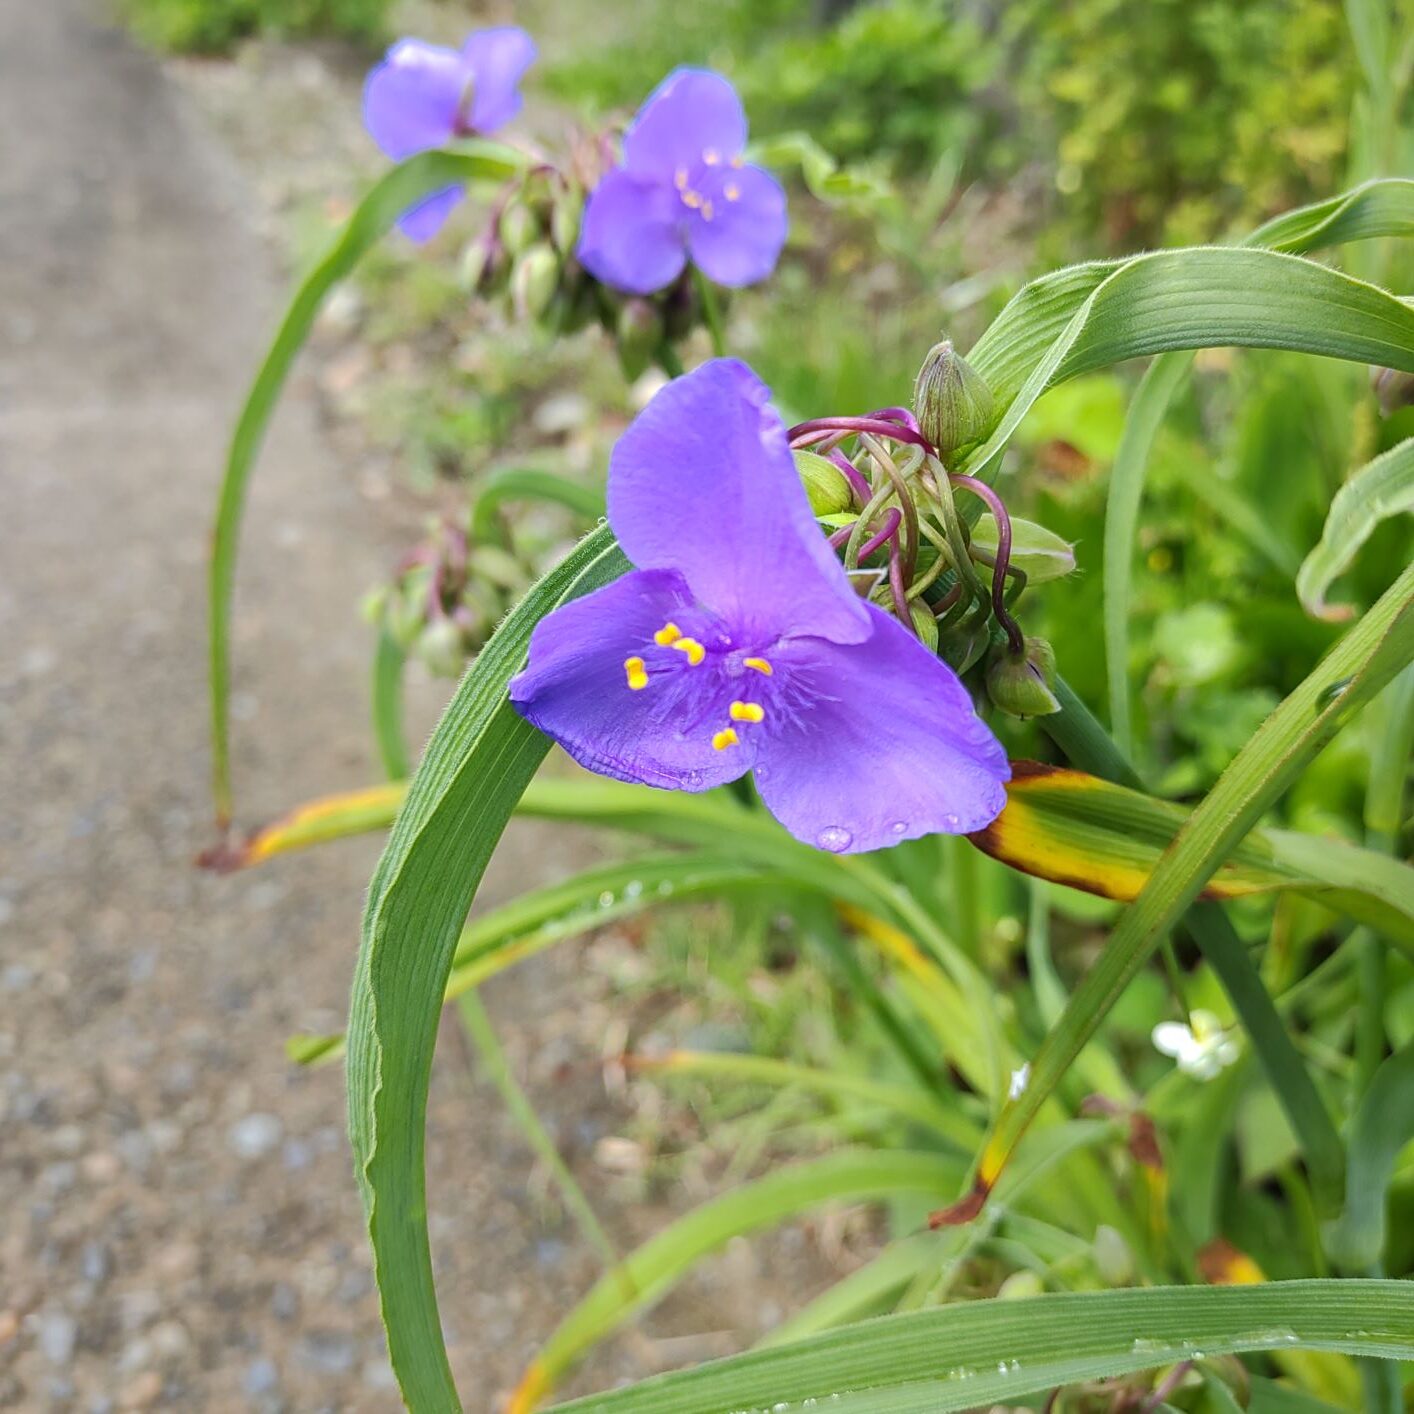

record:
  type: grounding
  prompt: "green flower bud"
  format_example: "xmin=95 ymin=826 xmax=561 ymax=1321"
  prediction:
xmin=467 ymin=544 xmax=526 ymax=591
xmin=550 ymin=185 xmax=583 ymax=256
xmin=997 ymin=1270 xmax=1045 ymax=1300
xmin=1093 ymin=1224 xmax=1135 ymax=1287
xmin=971 ymin=514 xmax=1076 ymax=582
xmin=910 ymin=601 xmax=940 ymax=652
xmin=386 ymin=567 xmax=432 ymax=650
xmin=415 ymin=619 xmax=470 ymax=679
xmin=1372 ymin=365 xmax=1414 ymax=418
xmin=511 ymin=244 xmax=560 ymax=322
xmin=498 ymin=200 xmax=538 ymax=257
xmin=615 ymin=298 xmax=664 ymax=381
xmin=913 ymin=339 xmax=995 ymax=460
xmin=794 ymin=450 xmax=854 ymax=516
xmin=458 ymin=237 xmax=497 ymax=296
xmin=985 ymin=635 xmax=1060 ymax=718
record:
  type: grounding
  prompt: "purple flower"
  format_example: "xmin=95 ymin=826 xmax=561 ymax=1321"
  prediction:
xmin=363 ymin=28 xmax=536 ymax=241
xmin=510 ymin=361 xmax=1010 ymax=854
xmin=577 ymin=70 xmax=788 ymax=296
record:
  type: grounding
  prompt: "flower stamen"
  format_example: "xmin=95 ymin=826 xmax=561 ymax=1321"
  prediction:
xmin=674 ymin=167 xmax=689 ymax=190
xmin=671 ymin=637 xmax=706 ymax=666
xmin=654 ymin=622 xmax=683 ymax=646
xmin=711 ymin=727 xmax=739 ymax=750
xmin=623 ymin=656 xmax=649 ymax=691
xmin=729 ymin=701 xmax=764 ymax=723
xmin=703 ymin=148 xmax=721 ymax=166
xmin=723 ymin=182 xmax=740 ymax=202
xmin=743 ymin=656 xmax=773 ymax=675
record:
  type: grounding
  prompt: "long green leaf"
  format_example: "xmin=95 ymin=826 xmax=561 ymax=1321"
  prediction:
xmin=975 ymin=563 xmax=1414 ymax=1197
xmin=1324 ymin=1043 xmax=1414 ymax=1269
xmin=546 ymin=1281 xmax=1414 ymax=1413
xmin=372 ymin=626 xmax=410 ymax=780
xmin=348 ymin=524 xmax=626 ymax=1412
xmin=469 ymin=466 xmax=606 ymax=543
xmin=1297 ymin=437 xmax=1414 ymax=622
xmin=208 ymin=142 xmax=525 ymax=823
xmin=512 ymin=1152 xmax=966 ymax=1411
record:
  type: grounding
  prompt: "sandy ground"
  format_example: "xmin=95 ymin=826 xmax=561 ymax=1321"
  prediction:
xmin=0 ymin=3 xmax=842 ymax=1409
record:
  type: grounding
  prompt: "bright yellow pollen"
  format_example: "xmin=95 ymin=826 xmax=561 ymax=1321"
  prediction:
xmin=674 ymin=167 xmax=688 ymax=190
xmin=682 ymin=190 xmax=702 ymax=209
xmin=654 ymin=622 xmax=682 ymax=646
xmin=624 ymin=656 xmax=649 ymax=691
xmin=729 ymin=701 xmax=765 ymax=723
xmin=723 ymin=182 xmax=740 ymax=202
xmin=711 ymin=727 xmax=739 ymax=751
xmin=671 ymin=637 xmax=706 ymax=666
xmin=743 ymin=657 xmax=774 ymax=676
xmin=700 ymin=199 xmax=714 ymax=221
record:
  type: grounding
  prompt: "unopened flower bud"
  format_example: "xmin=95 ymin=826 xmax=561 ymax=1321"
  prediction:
xmin=550 ymin=186 xmax=583 ymax=256
xmin=985 ymin=635 xmax=1060 ymax=718
xmin=615 ymin=298 xmax=664 ymax=381
xmin=997 ymin=1270 xmax=1045 ymax=1300
xmin=498 ymin=200 xmax=538 ymax=257
xmin=910 ymin=601 xmax=940 ymax=652
xmin=1093 ymin=1224 xmax=1135 ymax=1286
xmin=511 ymin=244 xmax=560 ymax=321
xmin=386 ymin=568 xmax=432 ymax=649
xmin=971 ymin=513 xmax=1076 ymax=582
xmin=913 ymin=339 xmax=995 ymax=460
xmin=1371 ymin=366 xmax=1414 ymax=418
xmin=415 ymin=618 xmax=470 ymax=678
xmin=458 ymin=237 xmax=496 ymax=296
xmin=794 ymin=450 xmax=854 ymax=516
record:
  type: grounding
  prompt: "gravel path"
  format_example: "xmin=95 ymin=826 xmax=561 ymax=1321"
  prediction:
xmin=0 ymin=4 xmax=837 ymax=1409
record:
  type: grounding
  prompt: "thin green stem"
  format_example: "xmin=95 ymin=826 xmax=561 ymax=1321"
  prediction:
xmin=654 ymin=342 xmax=685 ymax=379
xmin=691 ymin=267 xmax=727 ymax=358
xmin=371 ymin=626 xmax=410 ymax=781
xmin=455 ymin=990 xmax=621 ymax=1273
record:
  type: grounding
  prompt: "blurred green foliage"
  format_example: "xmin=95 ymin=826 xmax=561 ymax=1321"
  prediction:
xmin=119 ymin=0 xmax=388 ymax=52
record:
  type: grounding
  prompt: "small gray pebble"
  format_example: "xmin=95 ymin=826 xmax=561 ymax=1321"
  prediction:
xmin=228 ymin=1113 xmax=282 ymax=1160
xmin=36 ymin=1311 xmax=77 ymax=1365
xmin=243 ymin=1358 xmax=280 ymax=1397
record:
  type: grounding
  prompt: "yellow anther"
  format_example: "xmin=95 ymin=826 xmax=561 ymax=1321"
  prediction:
xmin=723 ymin=182 xmax=740 ymax=202
xmin=674 ymin=167 xmax=689 ymax=190
xmin=711 ymin=727 xmax=739 ymax=751
xmin=700 ymin=200 xmax=714 ymax=222
xmin=743 ymin=657 xmax=774 ymax=676
xmin=730 ymin=154 xmax=744 ymax=168
xmin=729 ymin=701 xmax=765 ymax=723
xmin=653 ymin=622 xmax=682 ymax=646
xmin=672 ymin=637 xmax=706 ymax=666
xmin=623 ymin=656 xmax=649 ymax=691
xmin=682 ymin=190 xmax=701 ymax=210
xmin=703 ymin=148 xmax=721 ymax=166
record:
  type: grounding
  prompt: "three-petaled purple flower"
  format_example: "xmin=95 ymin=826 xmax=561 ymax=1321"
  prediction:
xmin=577 ymin=70 xmax=787 ymax=296
xmin=363 ymin=28 xmax=536 ymax=241
xmin=510 ymin=360 xmax=1010 ymax=854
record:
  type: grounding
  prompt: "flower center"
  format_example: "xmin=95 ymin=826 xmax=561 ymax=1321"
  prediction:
xmin=622 ymin=622 xmax=773 ymax=750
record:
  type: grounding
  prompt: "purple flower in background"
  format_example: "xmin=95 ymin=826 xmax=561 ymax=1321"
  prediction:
xmin=363 ymin=28 xmax=536 ymax=241
xmin=577 ymin=70 xmax=787 ymax=295
xmin=510 ymin=360 xmax=1009 ymax=854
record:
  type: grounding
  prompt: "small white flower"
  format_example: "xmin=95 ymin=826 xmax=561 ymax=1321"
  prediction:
xmin=1152 ymin=1009 xmax=1240 ymax=1080
xmin=1008 ymin=1062 xmax=1031 ymax=1100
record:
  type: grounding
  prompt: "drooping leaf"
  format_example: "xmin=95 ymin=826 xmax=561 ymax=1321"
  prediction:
xmin=1297 ymin=437 xmax=1414 ymax=622
xmin=968 ymin=761 xmax=1414 ymax=952
xmin=469 ymin=465 xmax=606 ymax=543
xmin=545 ymin=1281 xmax=1414 ymax=1414
xmin=207 ymin=141 xmax=526 ymax=823
xmin=348 ymin=524 xmax=626 ymax=1412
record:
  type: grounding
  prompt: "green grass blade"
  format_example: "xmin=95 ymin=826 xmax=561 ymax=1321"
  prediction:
xmin=348 ymin=523 xmax=626 ymax=1412
xmin=513 ymin=1151 xmax=966 ymax=1409
xmin=371 ymin=625 xmax=410 ymax=781
xmin=1297 ymin=436 xmax=1414 ymax=622
xmin=1324 ymin=1043 xmax=1414 ymax=1270
xmin=980 ymin=566 xmax=1414 ymax=1199
xmin=1247 ymin=178 xmax=1414 ymax=251
xmin=547 ymin=1281 xmax=1414 ymax=1413
xmin=207 ymin=141 xmax=524 ymax=824
xmin=469 ymin=465 xmax=607 ymax=543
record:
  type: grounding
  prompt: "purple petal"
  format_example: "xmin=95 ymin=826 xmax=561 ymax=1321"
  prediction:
xmin=688 ymin=163 xmax=787 ymax=288
xmin=754 ymin=605 xmax=1010 ymax=853
xmin=462 ymin=27 xmax=537 ymax=133
xmin=510 ymin=568 xmax=753 ymax=791
xmin=396 ymin=184 xmax=464 ymax=242
xmin=578 ymin=169 xmax=688 ymax=294
xmin=623 ymin=69 xmax=748 ymax=179
xmin=608 ymin=361 xmax=870 ymax=646
xmin=362 ymin=38 xmax=466 ymax=159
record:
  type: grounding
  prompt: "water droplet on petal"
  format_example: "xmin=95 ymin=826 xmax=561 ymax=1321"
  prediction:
xmin=890 ymin=820 xmax=908 ymax=835
xmin=941 ymin=812 xmax=960 ymax=831
xmin=816 ymin=826 xmax=853 ymax=853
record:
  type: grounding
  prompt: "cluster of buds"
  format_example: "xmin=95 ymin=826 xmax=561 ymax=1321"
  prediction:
xmin=458 ymin=137 xmax=711 ymax=381
xmin=364 ymin=515 xmax=532 ymax=677
xmin=787 ymin=338 xmax=1076 ymax=719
